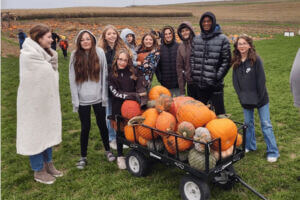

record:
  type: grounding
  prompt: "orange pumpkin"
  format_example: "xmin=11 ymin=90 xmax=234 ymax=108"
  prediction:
xmin=163 ymin=135 xmax=193 ymax=154
xmin=169 ymin=96 xmax=194 ymax=117
xmin=148 ymin=86 xmax=171 ymax=100
xmin=124 ymin=125 xmax=139 ymax=143
xmin=176 ymin=101 xmax=211 ymax=128
xmin=155 ymin=111 xmax=177 ymax=137
xmin=209 ymin=110 xmax=217 ymax=121
xmin=236 ymin=133 xmax=243 ymax=147
xmin=137 ymin=108 xmax=159 ymax=140
xmin=206 ymin=118 xmax=238 ymax=151
xmin=211 ymin=145 xmax=234 ymax=160
xmin=155 ymin=94 xmax=173 ymax=113
xmin=138 ymin=136 xmax=148 ymax=146
xmin=121 ymin=100 xmax=142 ymax=119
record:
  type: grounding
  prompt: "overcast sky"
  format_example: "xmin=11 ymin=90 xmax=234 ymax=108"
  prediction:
xmin=2 ymin=0 xmax=220 ymax=9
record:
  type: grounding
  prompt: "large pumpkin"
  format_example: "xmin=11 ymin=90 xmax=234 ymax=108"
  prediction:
xmin=124 ymin=125 xmax=139 ymax=143
xmin=155 ymin=111 xmax=177 ymax=137
xmin=176 ymin=101 xmax=211 ymax=128
xmin=163 ymin=135 xmax=193 ymax=154
xmin=148 ymin=85 xmax=171 ymax=100
xmin=177 ymin=121 xmax=195 ymax=139
xmin=188 ymin=148 xmax=216 ymax=171
xmin=137 ymin=108 xmax=159 ymax=140
xmin=206 ymin=118 xmax=238 ymax=151
xmin=121 ymin=100 xmax=142 ymax=119
xmin=169 ymin=96 xmax=194 ymax=117
xmin=155 ymin=94 xmax=173 ymax=113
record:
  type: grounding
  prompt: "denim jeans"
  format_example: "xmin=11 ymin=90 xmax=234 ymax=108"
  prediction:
xmin=29 ymin=147 xmax=52 ymax=171
xmin=243 ymin=103 xmax=279 ymax=158
xmin=105 ymin=98 xmax=116 ymax=142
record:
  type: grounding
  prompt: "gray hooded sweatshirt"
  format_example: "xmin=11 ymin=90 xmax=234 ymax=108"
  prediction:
xmin=69 ymin=30 xmax=108 ymax=112
xmin=120 ymin=28 xmax=138 ymax=66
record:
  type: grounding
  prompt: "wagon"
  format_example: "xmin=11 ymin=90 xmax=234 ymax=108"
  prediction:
xmin=114 ymin=115 xmax=267 ymax=200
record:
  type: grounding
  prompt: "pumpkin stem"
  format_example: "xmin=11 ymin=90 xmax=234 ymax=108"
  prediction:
xmin=128 ymin=116 xmax=145 ymax=126
xmin=183 ymin=132 xmax=187 ymax=137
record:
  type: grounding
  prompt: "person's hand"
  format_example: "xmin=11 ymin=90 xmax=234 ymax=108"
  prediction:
xmin=139 ymin=92 xmax=147 ymax=97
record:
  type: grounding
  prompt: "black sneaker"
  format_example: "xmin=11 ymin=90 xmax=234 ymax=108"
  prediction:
xmin=76 ymin=158 xmax=87 ymax=169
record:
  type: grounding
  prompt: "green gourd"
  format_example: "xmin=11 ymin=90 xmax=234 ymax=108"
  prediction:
xmin=188 ymin=148 xmax=216 ymax=171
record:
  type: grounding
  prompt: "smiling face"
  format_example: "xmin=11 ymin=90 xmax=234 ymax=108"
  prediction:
xmin=181 ymin=27 xmax=191 ymax=40
xmin=164 ymin=28 xmax=173 ymax=43
xmin=117 ymin=53 xmax=129 ymax=69
xmin=105 ymin=28 xmax=117 ymax=45
xmin=143 ymin=35 xmax=154 ymax=48
xmin=38 ymin=32 xmax=53 ymax=49
xmin=80 ymin=32 xmax=92 ymax=51
xmin=237 ymin=38 xmax=251 ymax=55
xmin=126 ymin=34 xmax=133 ymax=43
xmin=202 ymin=16 xmax=212 ymax=32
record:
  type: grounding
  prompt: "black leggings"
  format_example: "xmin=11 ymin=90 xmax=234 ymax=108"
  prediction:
xmin=187 ymin=84 xmax=225 ymax=115
xmin=78 ymin=103 xmax=110 ymax=157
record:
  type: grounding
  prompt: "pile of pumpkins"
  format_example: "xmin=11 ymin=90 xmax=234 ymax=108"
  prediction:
xmin=122 ymin=86 xmax=243 ymax=171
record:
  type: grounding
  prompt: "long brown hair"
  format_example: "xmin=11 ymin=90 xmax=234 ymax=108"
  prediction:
xmin=98 ymin=25 xmax=127 ymax=53
xmin=29 ymin=24 xmax=53 ymax=56
xmin=137 ymin=33 xmax=158 ymax=53
xmin=74 ymin=31 xmax=100 ymax=84
xmin=112 ymin=48 xmax=137 ymax=80
xmin=232 ymin=34 xmax=257 ymax=68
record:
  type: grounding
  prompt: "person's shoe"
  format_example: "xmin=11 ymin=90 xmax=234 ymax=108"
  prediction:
xmin=105 ymin=151 xmax=116 ymax=162
xmin=245 ymin=149 xmax=250 ymax=153
xmin=267 ymin=157 xmax=278 ymax=163
xmin=109 ymin=139 xmax=117 ymax=150
xmin=76 ymin=157 xmax=87 ymax=169
xmin=45 ymin=162 xmax=63 ymax=177
xmin=117 ymin=156 xmax=126 ymax=170
xmin=123 ymin=144 xmax=129 ymax=149
xmin=34 ymin=166 xmax=56 ymax=184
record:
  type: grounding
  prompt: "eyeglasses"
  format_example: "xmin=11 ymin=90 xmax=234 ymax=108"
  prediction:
xmin=237 ymin=42 xmax=249 ymax=46
xmin=117 ymin=58 xmax=128 ymax=63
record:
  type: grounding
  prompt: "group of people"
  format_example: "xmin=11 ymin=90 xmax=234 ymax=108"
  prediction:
xmin=17 ymin=11 xmax=300 ymax=185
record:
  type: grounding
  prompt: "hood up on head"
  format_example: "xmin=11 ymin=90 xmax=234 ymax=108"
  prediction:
xmin=177 ymin=21 xmax=195 ymax=41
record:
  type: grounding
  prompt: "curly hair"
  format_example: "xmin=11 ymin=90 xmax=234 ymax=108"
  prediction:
xmin=232 ymin=34 xmax=257 ymax=68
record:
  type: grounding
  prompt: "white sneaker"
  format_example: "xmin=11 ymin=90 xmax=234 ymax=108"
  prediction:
xmin=117 ymin=156 xmax=126 ymax=169
xmin=245 ymin=149 xmax=250 ymax=153
xmin=109 ymin=140 xmax=117 ymax=150
xmin=123 ymin=144 xmax=129 ymax=149
xmin=267 ymin=157 xmax=278 ymax=163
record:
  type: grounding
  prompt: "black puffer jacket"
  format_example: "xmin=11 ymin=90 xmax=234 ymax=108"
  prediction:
xmin=190 ymin=12 xmax=231 ymax=90
xmin=156 ymin=26 xmax=179 ymax=89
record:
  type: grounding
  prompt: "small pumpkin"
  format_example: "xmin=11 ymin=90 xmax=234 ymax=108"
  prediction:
xmin=124 ymin=125 xmax=139 ymax=143
xmin=169 ymin=96 xmax=194 ymax=117
xmin=147 ymin=139 xmax=164 ymax=151
xmin=155 ymin=111 xmax=177 ymax=137
xmin=176 ymin=100 xmax=211 ymax=128
xmin=193 ymin=127 xmax=212 ymax=152
xmin=206 ymin=118 xmax=238 ymax=151
xmin=163 ymin=135 xmax=193 ymax=155
xmin=121 ymin=100 xmax=142 ymax=119
xmin=177 ymin=121 xmax=195 ymax=139
xmin=137 ymin=108 xmax=159 ymax=140
xmin=155 ymin=94 xmax=173 ymax=113
xmin=211 ymin=145 xmax=234 ymax=160
xmin=236 ymin=133 xmax=243 ymax=147
xmin=138 ymin=136 xmax=148 ymax=146
xmin=148 ymin=85 xmax=171 ymax=100
xmin=188 ymin=148 xmax=216 ymax=171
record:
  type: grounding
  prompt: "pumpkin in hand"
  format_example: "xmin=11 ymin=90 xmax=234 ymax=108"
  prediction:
xmin=148 ymin=85 xmax=171 ymax=100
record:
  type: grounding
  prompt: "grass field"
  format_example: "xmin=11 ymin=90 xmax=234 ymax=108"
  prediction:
xmin=1 ymin=33 xmax=300 ymax=199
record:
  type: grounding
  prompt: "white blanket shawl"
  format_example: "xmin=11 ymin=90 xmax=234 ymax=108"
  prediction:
xmin=17 ymin=38 xmax=62 ymax=156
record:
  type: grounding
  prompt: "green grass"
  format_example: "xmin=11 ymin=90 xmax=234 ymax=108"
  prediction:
xmin=1 ymin=35 xmax=300 ymax=200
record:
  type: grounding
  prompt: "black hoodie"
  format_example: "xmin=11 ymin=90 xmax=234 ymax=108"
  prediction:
xmin=190 ymin=12 xmax=231 ymax=90
xmin=156 ymin=26 xmax=179 ymax=89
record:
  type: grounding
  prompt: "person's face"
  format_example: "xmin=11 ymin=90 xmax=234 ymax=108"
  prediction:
xmin=126 ymin=34 xmax=133 ymax=43
xmin=237 ymin=38 xmax=251 ymax=55
xmin=164 ymin=29 xmax=173 ymax=43
xmin=144 ymin=35 xmax=154 ymax=48
xmin=80 ymin=32 xmax=92 ymax=51
xmin=181 ymin=27 xmax=191 ymax=40
xmin=117 ymin=53 xmax=128 ymax=69
xmin=105 ymin=28 xmax=117 ymax=44
xmin=202 ymin=17 xmax=212 ymax=32
xmin=38 ymin=32 xmax=53 ymax=49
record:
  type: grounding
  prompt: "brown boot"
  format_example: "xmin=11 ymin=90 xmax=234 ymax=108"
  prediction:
xmin=34 ymin=166 xmax=56 ymax=184
xmin=45 ymin=162 xmax=63 ymax=177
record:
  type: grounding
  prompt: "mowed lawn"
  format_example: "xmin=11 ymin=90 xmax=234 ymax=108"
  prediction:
xmin=1 ymin=35 xmax=300 ymax=200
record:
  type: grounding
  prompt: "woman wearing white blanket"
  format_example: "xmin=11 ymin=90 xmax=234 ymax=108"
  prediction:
xmin=17 ymin=24 xmax=63 ymax=184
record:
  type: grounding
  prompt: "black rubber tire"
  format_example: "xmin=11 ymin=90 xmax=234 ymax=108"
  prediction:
xmin=126 ymin=149 xmax=149 ymax=177
xmin=180 ymin=175 xmax=210 ymax=200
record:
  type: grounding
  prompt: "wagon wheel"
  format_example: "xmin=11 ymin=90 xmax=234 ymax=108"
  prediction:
xmin=180 ymin=175 xmax=210 ymax=200
xmin=126 ymin=149 xmax=149 ymax=177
